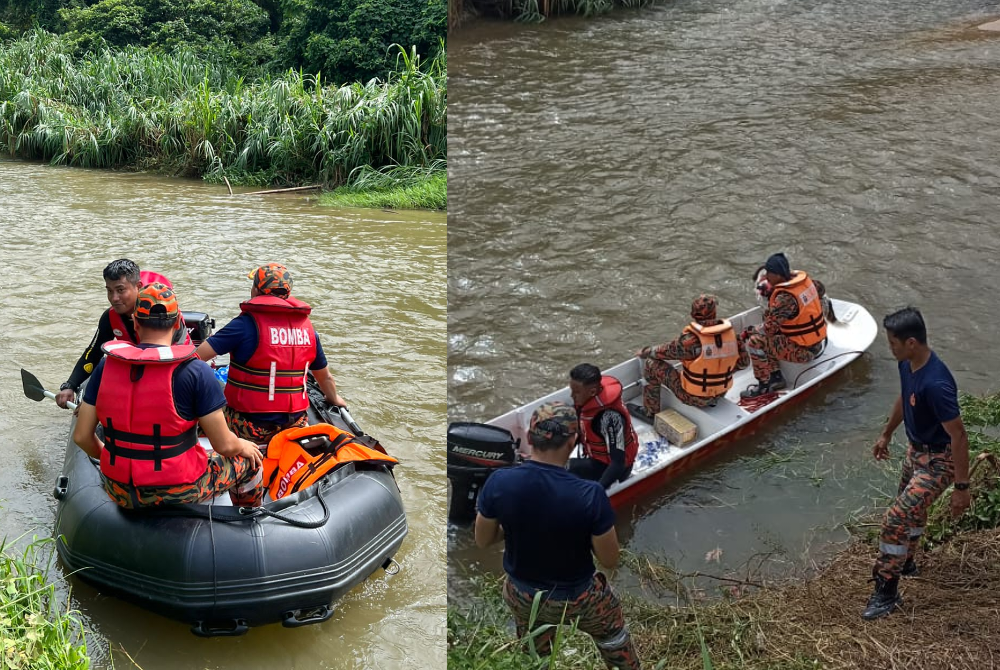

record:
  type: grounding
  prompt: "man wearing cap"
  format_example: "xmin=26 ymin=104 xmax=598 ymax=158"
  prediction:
xmin=195 ymin=263 xmax=345 ymax=447
xmin=740 ymin=252 xmax=828 ymax=399
xmin=72 ymin=283 xmax=264 ymax=508
xmin=568 ymin=364 xmax=639 ymax=490
xmin=475 ymin=402 xmax=640 ymax=670
xmin=56 ymin=259 xmax=188 ymax=409
xmin=632 ymin=294 xmax=750 ymax=420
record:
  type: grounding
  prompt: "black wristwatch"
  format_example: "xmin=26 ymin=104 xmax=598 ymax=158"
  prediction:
xmin=59 ymin=382 xmax=76 ymax=392
xmin=954 ymin=482 xmax=970 ymax=491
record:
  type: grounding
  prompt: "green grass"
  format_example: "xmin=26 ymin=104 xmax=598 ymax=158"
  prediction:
xmin=0 ymin=537 xmax=89 ymax=670
xmin=321 ymin=162 xmax=446 ymax=210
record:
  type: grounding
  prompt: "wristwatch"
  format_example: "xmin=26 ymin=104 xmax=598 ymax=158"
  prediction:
xmin=954 ymin=482 xmax=970 ymax=491
xmin=58 ymin=382 xmax=76 ymax=392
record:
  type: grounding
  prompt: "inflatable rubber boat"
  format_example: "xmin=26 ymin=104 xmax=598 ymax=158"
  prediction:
xmin=52 ymin=337 xmax=407 ymax=636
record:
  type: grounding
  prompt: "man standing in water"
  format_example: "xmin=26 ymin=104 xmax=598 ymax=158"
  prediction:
xmin=864 ymin=307 xmax=971 ymax=620
xmin=475 ymin=402 xmax=640 ymax=669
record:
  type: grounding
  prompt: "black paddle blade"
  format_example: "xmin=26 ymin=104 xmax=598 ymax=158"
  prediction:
xmin=21 ymin=368 xmax=47 ymax=402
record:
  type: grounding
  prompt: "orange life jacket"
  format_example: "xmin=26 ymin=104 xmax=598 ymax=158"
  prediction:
xmin=680 ymin=319 xmax=740 ymax=397
xmin=95 ymin=342 xmax=206 ymax=488
xmin=577 ymin=376 xmax=638 ymax=467
xmin=263 ymin=423 xmax=398 ymax=499
xmin=769 ymin=271 xmax=827 ymax=347
xmin=224 ymin=295 xmax=318 ymax=414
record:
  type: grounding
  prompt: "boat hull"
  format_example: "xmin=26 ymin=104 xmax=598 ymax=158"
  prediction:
xmin=54 ymin=409 xmax=406 ymax=634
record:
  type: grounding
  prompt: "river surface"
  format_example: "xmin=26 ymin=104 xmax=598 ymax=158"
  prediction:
xmin=448 ymin=0 xmax=1000 ymax=603
xmin=0 ymin=160 xmax=446 ymax=669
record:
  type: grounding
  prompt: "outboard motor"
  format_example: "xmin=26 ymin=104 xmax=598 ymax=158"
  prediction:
xmin=180 ymin=311 xmax=215 ymax=346
xmin=447 ymin=422 xmax=519 ymax=524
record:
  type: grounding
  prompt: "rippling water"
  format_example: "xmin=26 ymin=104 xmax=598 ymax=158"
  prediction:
xmin=0 ymin=161 xmax=446 ymax=669
xmin=448 ymin=0 xmax=1000 ymax=601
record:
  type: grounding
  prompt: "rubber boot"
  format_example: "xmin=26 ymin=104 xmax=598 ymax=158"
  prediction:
xmin=901 ymin=556 xmax=919 ymax=577
xmin=626 ymin=403 xmax=655 ymax=423
xmin=740 ymin=370 xmax=786 ymax=399
xmin=862 ymin=572 xmax=902 ymax=620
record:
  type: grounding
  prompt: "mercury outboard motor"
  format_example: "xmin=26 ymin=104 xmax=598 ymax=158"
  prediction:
xmin=180 ymin=311 xmax=215 ymax=346
xmin=447 ymin=422 xmax=519 ymax=524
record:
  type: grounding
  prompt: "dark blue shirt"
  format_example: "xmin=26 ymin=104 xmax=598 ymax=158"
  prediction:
xmin=477 ymin=460 xmax=616 ymax=594
xmin=899 ymin=351 xmax=960 ymax=447
xmin=205 ymin=313 xmax=328 ymax=370
xmin=83 ymin=345 xmax=226 ymax=420
xmin=205 ymin=313 xmax=328 ymax=424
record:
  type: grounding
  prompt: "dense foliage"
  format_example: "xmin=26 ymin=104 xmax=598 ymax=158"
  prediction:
xmin=0 ymin=30 xmax=446 ymax=185
xmin=0 ymin=0 xmax=445 ymax=84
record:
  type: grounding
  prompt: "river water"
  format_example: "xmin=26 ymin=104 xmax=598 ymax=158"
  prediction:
xmin=0 ymin=161 xmax=446 ymax=669
xmin=448 ymin=1 xmax=1000 ymax=601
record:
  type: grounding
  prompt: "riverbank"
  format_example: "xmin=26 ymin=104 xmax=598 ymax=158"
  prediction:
xmin=320 ymin=162 xmax=447 ymax=210
xmin=0 ymin=31 xmax=446 ymax=200
xmin=449 ymin=528 xmax=1000 ymax=670
xmin=449 ymin=393 xmax=1000 ymax=670
xmin=0 ymin=538 xmax=88 ymax=670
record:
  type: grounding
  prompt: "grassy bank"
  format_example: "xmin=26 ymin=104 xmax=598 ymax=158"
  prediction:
xmin=0 ymin=30 xmax=446 ymax=188
xmin=450 ymin=392 xmax=1000 ymax=669
xmin=321 ymin=162 xmax=446 ymax=210
xmin=0 ymin=538 xmax=89 ymax=670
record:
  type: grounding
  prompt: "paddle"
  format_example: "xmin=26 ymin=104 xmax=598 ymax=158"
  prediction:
xmin=337 ymin=406 xmax=365 ymax=437
xmin=21 ymin=368 xmax=77 ymax=410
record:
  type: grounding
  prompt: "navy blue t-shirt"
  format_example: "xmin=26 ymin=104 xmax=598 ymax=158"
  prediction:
xmin=477 ymin=460 xmax=616 ymax=592
xmin=899 ymin=351 xmax=960 ymax=447
xmin=205 ymin=313 xmax=328 ymax=423
xmin=83 ymin=345 xmax=226 ymax=420
xmin=205 ymin=313 xmax=328 ymax=370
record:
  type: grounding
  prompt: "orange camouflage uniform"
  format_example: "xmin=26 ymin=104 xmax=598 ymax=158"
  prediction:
xmin=745 ymin=291 xmax=824 ymax=381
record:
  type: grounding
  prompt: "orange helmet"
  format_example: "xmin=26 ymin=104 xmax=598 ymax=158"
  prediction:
xmin=134 ymin=282 xmax=179 ymax=326
xmin=249 ymin=263 xmax=293 ymax=297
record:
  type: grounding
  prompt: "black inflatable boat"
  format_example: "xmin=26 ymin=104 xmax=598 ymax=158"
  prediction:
xmin=53 ymin=372 xmax=407 ymax=636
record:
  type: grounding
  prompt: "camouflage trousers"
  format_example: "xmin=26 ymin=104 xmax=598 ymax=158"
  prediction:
xmin=102 ymin=452 xmax=263 ymax=509
xmin=875 ymin=445 xmax=954 ymax=579
xmin=224 ymin=406 xmax=308 ymax=452
xmin=642 ymin=359 xmax=717 ymax=414
xmin=745 ymin=331 xmax=822 ymax=382
xmin=503 ymin=572 xmax=641 ymax=670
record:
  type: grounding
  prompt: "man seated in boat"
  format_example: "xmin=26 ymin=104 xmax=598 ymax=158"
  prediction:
xmin=72 ymin=283 xmax=264 ymax=509
xmin=632 ymin=294 xmax=750 ymax=421
xmin=195 ymin=263 xmax=346 ymax=448
xmin=56 ymin=259 xmax=189 ymax=409
xmin=568 ymin=364 xmax=638 ymax=489
xmin=740 ymin=252 xmax=828 ymax=399
xmin=474 ymin=402 xmax=641 ymax=669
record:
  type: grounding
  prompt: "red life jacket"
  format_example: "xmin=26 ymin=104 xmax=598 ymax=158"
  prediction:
xmin=108 ymin=308 xmax=192 ymax=345
xmin=224 ymin=295 xmax=318 ymax=414
xmin=577 ymin=376 xmax=638 ymax=467
xmin=94 ymin=342 xmax=206 ymax=488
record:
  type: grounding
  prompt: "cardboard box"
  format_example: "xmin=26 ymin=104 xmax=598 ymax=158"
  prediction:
xmin=654 ymin=408 xmax=698 ymax=445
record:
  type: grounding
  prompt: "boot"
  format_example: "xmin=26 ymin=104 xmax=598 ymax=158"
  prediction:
xmin=862 ymin=572 xmax=902 ymax=620
xmin=739 ymin=371 xmax=787 ymax=399
xmin=626 ymin=403 xmax=655 ymax=423
xmin=901 ymin=556 xmax=919 ymax=577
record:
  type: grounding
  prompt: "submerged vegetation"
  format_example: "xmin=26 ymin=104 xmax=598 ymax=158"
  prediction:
xmin=450 ymin=0 xmax=654 ymax=26
xmin=0 ymin=31 xmax=446 ymax=189
xmin=449 ymin=392 xmax=1000 ymax=669
xmin=0 ymin=538 xmax=88 ymax=670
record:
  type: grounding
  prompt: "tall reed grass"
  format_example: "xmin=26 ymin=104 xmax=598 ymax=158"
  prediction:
xmin=0 ymin=31 xmax=446 ymax=186
xmin=0 ymin=537 xmax=89 ymax=670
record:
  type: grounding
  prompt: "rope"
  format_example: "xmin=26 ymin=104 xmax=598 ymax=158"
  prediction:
xmin=738 ymin=350 xmax=869 ymax=413
xmin=737 ymin=390 xmax=781 ymax=412
xmin=238 ymin=488 xmax=330 ymax=529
